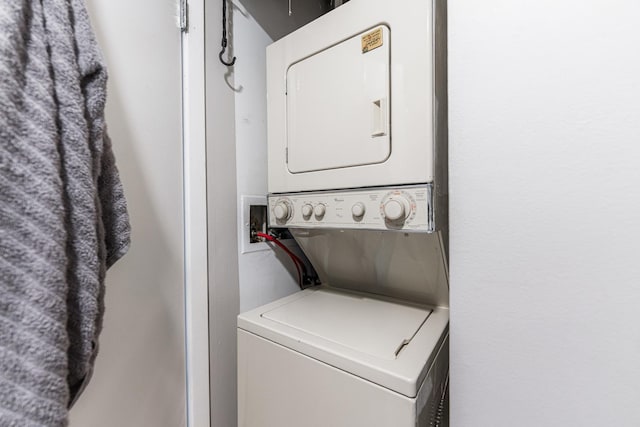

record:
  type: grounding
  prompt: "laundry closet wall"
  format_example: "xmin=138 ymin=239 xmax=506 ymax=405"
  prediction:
xmin=228 ymin=0 xmax=332 ymax=315
xmin=449 ymin=1 xmax=640 ymax=426
xmin=205 ymin=1 xmax=327 ymax=425
xmin=68 ymin=0 xmax=186 ymax=426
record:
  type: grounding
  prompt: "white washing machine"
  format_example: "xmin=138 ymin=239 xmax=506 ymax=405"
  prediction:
xmin=238 ymin=225 xmax=450 ymax=427
xmin=238 ymin=287 xmax=449 ymax=427
xmin=238 ymin=0 xmax=448 ymax=425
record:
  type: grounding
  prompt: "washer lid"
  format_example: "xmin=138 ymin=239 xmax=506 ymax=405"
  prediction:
xmin=262 ymin=287 xmax=430 ymax=360
xmin=238 ymin=287 xmax=449 ymax=398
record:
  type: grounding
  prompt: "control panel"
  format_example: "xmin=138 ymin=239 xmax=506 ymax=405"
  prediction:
xmin=268 ymin=185 xmax=434 ymax=232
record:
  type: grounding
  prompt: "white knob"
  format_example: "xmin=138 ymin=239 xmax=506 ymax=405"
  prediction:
xmin=351 ymin=202 xmax=366 ymax=218
xmin=383 ymin=197 xmax=410 ymax=221
xmin=274 ymin=202 xmax=291 ymax=221
xmin=314 ymin=204 xmax=326 ymax=218
xmin=301 ymin=204 xmax=313 ymax=218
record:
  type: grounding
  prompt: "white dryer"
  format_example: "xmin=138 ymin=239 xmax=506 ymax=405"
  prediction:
xmin=267 ymin=0 xmax=448 ymax=197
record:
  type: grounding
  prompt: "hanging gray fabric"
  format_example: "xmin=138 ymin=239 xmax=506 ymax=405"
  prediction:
xmin=0 ymin=0 xmax=131 ymax=425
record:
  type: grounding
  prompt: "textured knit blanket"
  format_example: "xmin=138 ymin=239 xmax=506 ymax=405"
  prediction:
xmin=0 ymin=0 xmax=130 ymax=425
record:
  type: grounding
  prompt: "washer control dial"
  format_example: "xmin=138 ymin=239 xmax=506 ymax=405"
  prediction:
xmin=274 ymin=200 xmax=292 ymax=221
xmin=351 ymin=202 xmax=366 ymax=218
xmin=314 ymin=204 xmax=326 ymax=219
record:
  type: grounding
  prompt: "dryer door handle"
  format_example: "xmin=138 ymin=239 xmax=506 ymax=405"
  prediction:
xmin=372 ymin=98 xmax=388 ymax=137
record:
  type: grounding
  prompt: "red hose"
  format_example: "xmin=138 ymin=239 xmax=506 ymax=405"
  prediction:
xmin=256 ymin=232 xmax=306 ymax=288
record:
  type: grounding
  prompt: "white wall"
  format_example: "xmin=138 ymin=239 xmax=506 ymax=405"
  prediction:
xmin=205 ymin=2 xmax=240 ymax=427
xmin=69 ymin=1 xmax=186 ymax=426
xmin=204 ymin=3 xmax=315 ymax=425
xmin=232 ymin=1 xmax=301 ymax=313
xmin=449 ymin=1 xmax=640 ymax=426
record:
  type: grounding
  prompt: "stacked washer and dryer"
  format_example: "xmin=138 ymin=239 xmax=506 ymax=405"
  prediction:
xmin=238 ymin=0 xmax=449 ymax=425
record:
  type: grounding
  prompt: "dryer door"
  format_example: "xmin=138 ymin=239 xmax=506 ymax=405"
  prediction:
xmin=286 ymin=25 xmax=391 ymax=174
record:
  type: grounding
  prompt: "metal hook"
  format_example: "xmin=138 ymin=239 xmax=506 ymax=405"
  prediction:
xmin=219 ymin=45 xmax=236 ymax=67
xmin=219 ymin=0 xmax=236 ymax=67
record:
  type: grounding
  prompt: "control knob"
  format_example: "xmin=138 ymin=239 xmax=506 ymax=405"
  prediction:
xmin=314 ymin=204 xmax=326 ymax=219
xmin=351 ymin=202 xmax=366 ymax=218
xmin=301 ymin=204 xmax=313 ymax=218
xmin=273 ymin=201 xmax=292 ymax=221
xmin=383 ymin=196 xmax=411 ymax=222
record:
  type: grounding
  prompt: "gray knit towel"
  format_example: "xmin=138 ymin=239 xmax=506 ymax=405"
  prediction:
xmin=0 ymin=0 xmax=131 ymax=426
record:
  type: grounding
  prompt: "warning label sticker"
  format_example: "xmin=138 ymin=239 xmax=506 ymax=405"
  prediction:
xmin=361 ymin=27 xmax=383 ymax=54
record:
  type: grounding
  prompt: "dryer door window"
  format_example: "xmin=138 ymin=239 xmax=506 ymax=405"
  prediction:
xmin=286 ymin=25 xmax=391 ymax=174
